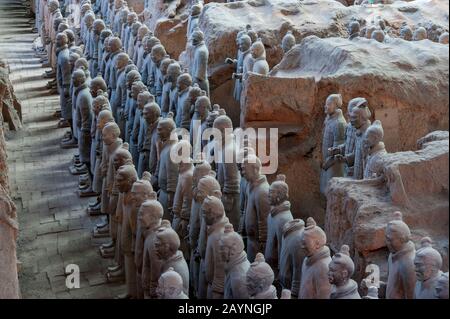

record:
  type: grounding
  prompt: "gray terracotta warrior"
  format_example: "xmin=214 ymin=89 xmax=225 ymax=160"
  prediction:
xmin=190 ymin=28 xmax=210 ymax=96
xmin=414 ymin=237 xmax=443 ymax=299
xmin=90 ymin=19 xmax=106 ymax=76
xmin=174 ymin=73 xmax=193 ymax=128
xmin=435 ymin=272 xmax=449 ymax=299
xmin=265 ymin=174 xmax=293 ymax=278
xmin=73 ymin=69 xmax=93 ymax=181
xmin=123 ymin=69 xmax=141 ymax=141
xmin=127 ymin=21 xmax=142 ymax=62
xmin=140 ymin=101 xmax=160 ymax=185
xmin=149 ymin=44 xmax=167 ymax=102
xmin=328 ymin=97 xmax=362 ymax=177
xmin=328 ymin=245 xmax=361 ymax=299
xmin=232 ymin=34 xmax=253 ymax=88
xmin=156 ymin=113 xmax=179 ymax=220
xmin=105 ymin=37 xmax=122 ymax=118
xmin=122 ymin=11 xmax=138 ymax=52
xmin=203 ymin=195 xmax=229 ymax=299
xmin=156 ymin=58 xmax=175 ymax=112
xmin=154 ymin=226 xmax=190 ymax=296
xmin=88 ymin=98 xmax=112 ymax=215
xmin=281 ymin=31 xmax=296 ymax=54
xmin=320 ymin=93 xmax=346 ymax=194
xmin=134 ymin=25 xmax=151 ymax=70
xmin=157 ymin=267 xmax=189 ymax=299
xmin=135 ymin=92 xmax=154 ymax=177
xmin=246 ymin=253 xmax=277 ymax=299
xmin=342 ymin=98 xmax=371 ymax=180
xmin=242 ymin=154 xmax=270 ymax=262
xmin=98 ymin=30 xmax=112 ymax=75
xmin=385 ymin=211 xmax=416 ymax=299
xmin=363 ymin=120 xmax=387 ymax=180
xmin=140 ymin=199 xmax=164 ymax=298
xmin=299 ymin=217 xmax=332 ymax=299
xmin=131 ymin=90 xmax=152 ymax=168
xmin=213 ymin=112 xmax=241 ymax=231
xmin=112 ymin=53 xmax=130 ymax=125
xmin=249 ymin=39 xmax=269 ymax=75
xmin=219 ymin=223 xmax=250 ymax=299
xmin=141 ymin=36 xmax=161 ymax=89
xmin=56 ymin=33 xmax=72 ymax=131
xmin=114 ymin=164 xmax=138 ymax=298
xmin=122 ymin=170 xmax=153 ymax=298
xmin=162 ymin=61 xmax=181 ymax=118
xmin=172 ymin=145 xmax=194 ymax=260
xmin=105 ymin=146 xmax=133 ymax=282
xmin=188 ymin=162 xmax=216 ymax=297
xmin=348 ymin=20 xmax=360 ymax=40
xmin=279 ymin=219 xmax=305 ymax=298
xmin=187 ymin=2 xmax=202 ymax=39
xmin=227 ymin=32 xmax=252 ymax=101
xmin=126 ymin=81 xmax=146 ymax=147
xmin=97 ymin=123 xmax=122 ymax=249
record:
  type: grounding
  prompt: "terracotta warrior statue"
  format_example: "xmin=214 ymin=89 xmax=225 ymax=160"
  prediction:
xmin=246 ymin=253 xmax=277 ymax=299
xmin=414 ymin=237 xmax=443 ymax=299
xmin=141 ymin=36 xmax=161 ymax=89
xmin=363 ymin=120 xmax=387 ymax=180
xmin=343 ymin=98 xmax=371 ymax=180
xmin=56 ymin=32 xmax=72 ymax=135
xmin=282 ymin=31 xmax=296 ymax=53
xmin=400 ymin=25 xmax=413 ymax=41
xmin=188 ymin=162 xmax=217 ymax=298
xmin=299 ymin=217 xmax=332 ymax=299
xmin=320 ymin=93 xmax=346 ymax=194
xmin=172 ymin=146 xmax=194 ymax=260
xmin=90 ymin=19 xmax=106 ymax=77
xmin=328 ymin=97 xmax=363 ymax=177
xmin=385 ymin=211 xmax=416 ymax=299
xmin=213 ymin=112 xmax=241 ymax=231
xmin=190 ymin=28 xmax=210 ymax=96
xmin=242 ymin=154 xmax=270 ymax=262
xmin=122 ymin=11 xmax=138 ymax=52
xmin=435 ymin=272 xmax=449 ymax=299
xmin=232 ymin=34 xmax=252 ymax=87
xmin=112 ymin=53 xmax=130 ymax=125
xmin=148 ymin=44 xmax=166 ymax=101
xmin=219 ymin=223 xmax=250 ymax=299
xmin=227 ymin=32 xmax=252 ymax=101
xmin=249 ymin=39 xmax=269 ymax=75
xmin=187 ymin=2 xmax=202 ymax=39
xmin=140 ymin=101 xmax=160 ymax=184
xmin=413 ymin=26 xmax=427 ymax=41
xmin=328 ymin=245 xmax=361 ymax=299
xmin=348 ymin=20 xmax=360 ymax=40
xmin=96 ymin=122 xmax=122 ymax=248
xmin=202 ymin=195 xmax=229 ymax=299
xmin=126 ymin=81 xmax=147 ymax=146
xmin=265 ymin=174 xmax=293 ymax=278
xmin=123 ymin=69 xmax=142 ymax=141
xmin=127 ymin=21 xmax=142 ymax=62
xmin=174 ymin=73 xmax=193 ymax=128
xmin=131 ymin=90 xmax=152 ymax=168
xmin=154 ymin=226 xmax=190 ymax=296
xmin=157 ymin=267 xmax=189 ymax=299
xmin=157 ymin=113 xmax=179 ymax=220
xmin=114 ymin=164 xmax=138 ymax=298
xmin=161 ymin=62 xmax=181 ymax=118
xmin=72 ymin=69 xmax=93 ymax=190
xmin=279 ymin=219 xmax=305 ymax=298
xmin=105 ymin=148 xmax=133 ymax=283
xmin=140 ymin=199 xmax=164 ymax=298
xmin=156 ymin=58 xmax=175 ymax=112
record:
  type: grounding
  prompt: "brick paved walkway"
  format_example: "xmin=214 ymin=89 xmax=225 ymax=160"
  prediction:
xmin=1 ymin=0 xmax=125 ymax=299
